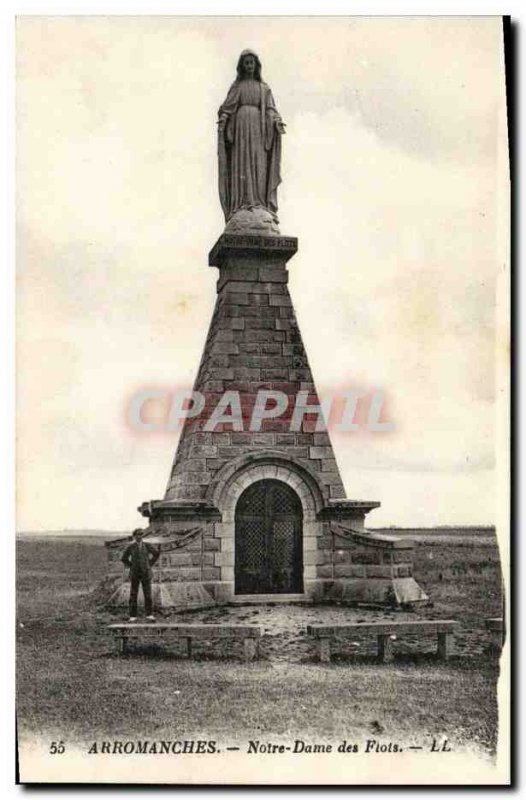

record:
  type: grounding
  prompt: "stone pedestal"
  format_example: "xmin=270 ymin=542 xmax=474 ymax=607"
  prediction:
xmin=100 ymin=232 xmax=428 ymax=610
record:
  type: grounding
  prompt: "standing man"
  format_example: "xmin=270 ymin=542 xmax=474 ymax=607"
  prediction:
xmin=121 ymin=529 xmax=160 ymax=622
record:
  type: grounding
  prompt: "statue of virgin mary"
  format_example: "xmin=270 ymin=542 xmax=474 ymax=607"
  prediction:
xmin=217 ymin=50 xmax=286 ymax=233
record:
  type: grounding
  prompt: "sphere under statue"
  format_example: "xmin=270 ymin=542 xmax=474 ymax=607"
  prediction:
xmin=217 ymin=50 xmax=286 ymax=235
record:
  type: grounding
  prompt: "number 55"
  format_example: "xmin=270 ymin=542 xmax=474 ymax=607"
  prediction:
xmin=49 ymin=741 xmax=65 ymax=754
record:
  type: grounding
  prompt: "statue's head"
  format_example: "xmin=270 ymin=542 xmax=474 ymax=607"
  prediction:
xmin=236 ymin=49 xmax=262 ymax=81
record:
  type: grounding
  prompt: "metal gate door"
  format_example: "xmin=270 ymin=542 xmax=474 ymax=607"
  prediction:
xmin=235 ymin=479 xmax=303 ymax=594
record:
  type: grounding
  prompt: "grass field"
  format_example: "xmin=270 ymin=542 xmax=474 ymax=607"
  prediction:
xmin=16 ymin=532 xmax=504 ymax=758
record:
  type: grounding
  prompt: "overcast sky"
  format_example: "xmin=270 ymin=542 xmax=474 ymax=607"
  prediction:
xmin=16 ymin=16 xmax=508 ymax=531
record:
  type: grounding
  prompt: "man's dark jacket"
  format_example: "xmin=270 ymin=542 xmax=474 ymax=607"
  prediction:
xmin=121 ymin=540 xmax=160 ymax=578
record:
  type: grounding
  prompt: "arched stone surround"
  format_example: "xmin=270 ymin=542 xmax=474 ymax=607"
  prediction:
xmin=207 ymin=453 xmax=325 ymax=601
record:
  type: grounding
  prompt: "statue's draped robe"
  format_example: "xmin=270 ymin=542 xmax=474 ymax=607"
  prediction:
xmin=218 ymin=79 xmax=282 ymax=220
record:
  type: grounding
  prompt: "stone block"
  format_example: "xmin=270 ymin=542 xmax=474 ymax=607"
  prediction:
xmin=208 ymin=354 xmax=230 ymax=367
xmin=351 ymin=549 xmax=382 ymax=565
xmin=213 ymin=329 xmax=235 ymax=342
xmin=262 ymin=281 xmax=287 ymax=294
xmin=202 ymin=567 xmax=221 ymax=581
xmin=260 ymin=355 xmax=290 ymax=368
xmin=275 ymin=319 xmax=292 ymax=331
xmin=228 ymin=292 xmax=249 ymax=305
xmin=237 ymin=343 xmax=260 ymax=354
xmin=203 ymin=537 xmax=221 ymax=552
xmin=319 ymin=471 xmax=343 ymax=485
xmin=221 ymin=567 xmax=235 ymax=581
xmin=334 ymin=564 xmax=366 ymax=578
xmin=261 ymin=368 xmax=289 ymax=380
xmin=303 ymin=522 xmax=320 ymax=538
xmin=316 ymin=564 xmax=334 ymax=579
xmin=215 ymin=551 xmax=235 ymax=567
xmin=244 ymin=317 xmax=276 ymax=330
xmin=333 ymin=550 xmax=353 ymax=564
xmin=308 ymin=446 xmax=334 ymax=459
xmin=285 ymin=328 xmax=301 ymax=342
xmin=191 ymin=433 xmax=213 ymax=445
xmin=208 ymin=368 xmax=235 ymax=380
xmin=200 ymin=380 xmax=225 ymax=393
xmin=295 ymin=433 xmax=313 ymax=445
xmin=224 ymin=280 xmax=265 ymax=294
xmin=240 ymin=330 xmax=284 ymax=344
xmin=218 ymin=318 xmax=245 ymax=331
xmin=231 ymin=432 xmax=275 ymax=445
xmin=261 ymin=419 xmax=294 ymax=432
xmin=289 ymin=368 xmax=315 ymax=382
xmin=174 ymin=567 xmax=202 ymax=581
xmin=284 ymin=446 xmax=310 ymax=459
xmin=242 ymin=305 xmax=280 ymax=319
xmin=211 ymin=432 xmax=232 ymax=444
xmin=205 ymin=458 xmax=230 ymax=471
xmin=257 ymin=266 xmax=288 ymax=282
xmin=282 ymin=343 xmax=304 ymax=356
xmin=365 ymin=565 xmax=394 ymax=579
xmin=173 ymin=486 xmax=207 ymax=500
xmin=303 ymin=566 xmax=318 ymax=580
xmin=269 ymin=294 xmax=292 ymax=307
xmin=218 ymin=265 xmax=259 ymax=286
xmin=249 ymin=293 xmax=270 ymax=306
xmin=257 ymin=464 xmax=279 ymax=479
xmin=303 ymin=550 xmax=323 ymax=566
xmin=275 ymin=433 xmax=296 ymax=445
xmin=221 ymin=304 xmax=243 ymax=317
xmin=185 ymin=538 xmax=204 ymax=552
xmin=318 ymin=535 xmax=332 ymax=549
xmin=190 ymin=445 xmax=218 ymax=457
xmin=261 ymin=343 xmax=282 ymax=354
xmin=209 ymin=581 xmax=234 ymax=603
xmin=230 ymin=354 xmax=264 ymax=367
xmin=217 ymin=446 xmax=246 ymax=459
xmin=303 ymin=536 xmax=318 ymax=552
xmin=221 ymin=537 xmax=235 ymax=553
xmin=178 ymin=471 xmax=212 ymax=486
xmin=210 ymin=342 xmax=240 ymax=355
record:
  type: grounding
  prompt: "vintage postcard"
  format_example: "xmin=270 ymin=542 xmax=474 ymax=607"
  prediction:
xmin=16 ymin=15 xmax=510 ymax=785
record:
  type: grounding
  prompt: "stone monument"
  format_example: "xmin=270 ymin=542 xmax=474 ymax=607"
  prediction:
xmin=102 ymin=51 xmax=428 ymax=610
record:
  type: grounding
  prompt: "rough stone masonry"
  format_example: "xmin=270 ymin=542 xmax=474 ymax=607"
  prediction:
xmin=103 ymin=234 xmax=427 ymax=610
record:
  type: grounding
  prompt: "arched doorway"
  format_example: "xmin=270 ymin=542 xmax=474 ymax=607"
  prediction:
xmin=235 ymin=479 xmax=303 ymax=594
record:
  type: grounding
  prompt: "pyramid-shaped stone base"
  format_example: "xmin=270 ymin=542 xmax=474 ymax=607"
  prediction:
xmin=101 ymin=232 xmax=428 ymax=611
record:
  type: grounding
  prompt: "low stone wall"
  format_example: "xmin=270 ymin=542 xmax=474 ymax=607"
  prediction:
xmin=101 ymin=519 xmax=427 ymax=609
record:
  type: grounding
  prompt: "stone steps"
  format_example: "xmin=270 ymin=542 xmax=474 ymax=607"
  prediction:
xmin=230 ymin=593 xmax=307 ymax=604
